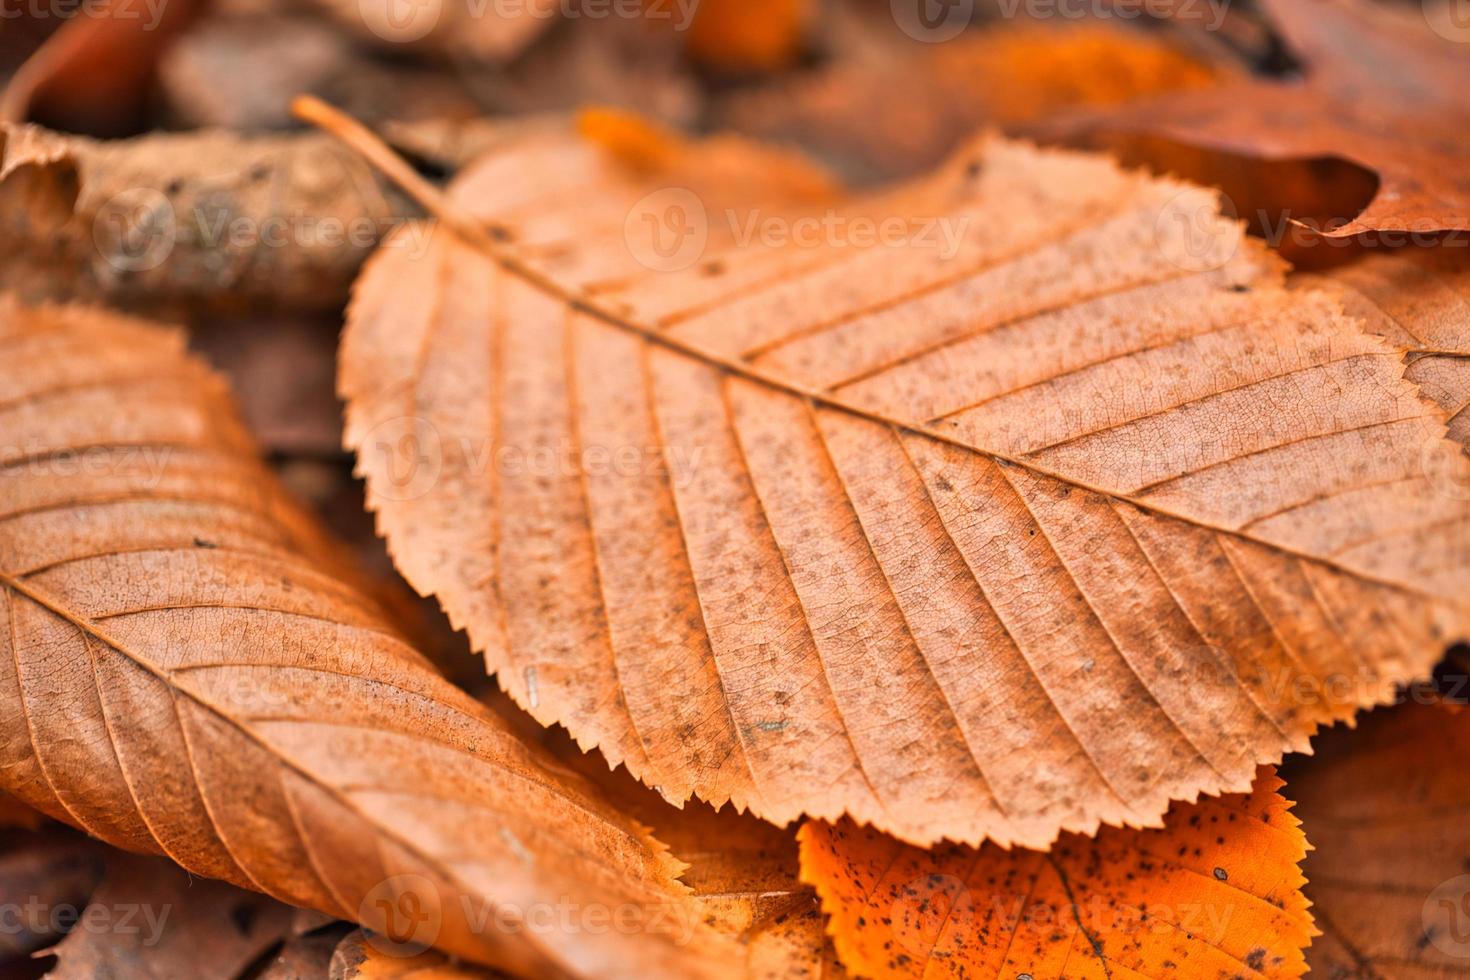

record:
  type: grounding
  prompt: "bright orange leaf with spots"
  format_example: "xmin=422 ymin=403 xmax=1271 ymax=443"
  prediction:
xmin=800 ymin=768 xmax=1314 ymax=979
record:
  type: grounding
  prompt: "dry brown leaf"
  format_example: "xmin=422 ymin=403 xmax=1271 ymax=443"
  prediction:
xmin=0 ymin=297 xmax=747 ymax=978
xmin=1285 ymin=699 xmax=1470 ymax=977
xmin=47 ymin=851 xmax=296 ymax=979
xmin=1295 ymin=248 xmax=1470 ymax=454
xmin=333 ymin=108 xmax=1470 ymax=851
xmin=0 ymin=0 xmax=200 ymax=135
xmin=463 ymin=14 xmax=702 ymax=130
xmin=717 ymin=20 xmax=1226 ymax=182
xmin=0 ymin=829 xmax=104 ymax=959
xmin=800 ymin=767 xmax=1313 ymax=979
xmin=0 ymin=122 xmax=422 ymax=316
xmin=258 ymin=927 xmax=355 ymax=980
xmin=1045 ymin=0 xmax=1470 ymax=237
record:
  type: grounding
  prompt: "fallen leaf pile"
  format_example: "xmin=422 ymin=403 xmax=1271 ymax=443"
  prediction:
xmin=1 ymin=2 xmax=1469 ymax=978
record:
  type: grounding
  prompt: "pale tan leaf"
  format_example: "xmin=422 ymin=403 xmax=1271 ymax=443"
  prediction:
xmin=337 ymin=113 xmax=1470 ymax=849
xmin=0 ymin=297 xmax=739 ymax=978
xmin=1296 ymin=248 xmax=1470 ymax=454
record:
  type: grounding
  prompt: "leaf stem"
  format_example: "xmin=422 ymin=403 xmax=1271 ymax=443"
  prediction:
xmin=290 ymin=95 xmax=498 ymax=251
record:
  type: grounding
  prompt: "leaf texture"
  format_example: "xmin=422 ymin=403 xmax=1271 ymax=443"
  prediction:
xmin=1287 ymin=699 xmax=1470 ymax=978
xmin=0 ymin=121 xmax=422 ymax=315
xmin=1298 ymin=248 xmax=1470 ymax=453
xmin=0 ymin=297 xmax=740 ymax=979
xmin=341 ymin=118 xmax=1470 ymax=848
xmin=486 ymin=688 xmax=846 ymax=978
xmin=799 ymin=768 xmax=1313 ymax=979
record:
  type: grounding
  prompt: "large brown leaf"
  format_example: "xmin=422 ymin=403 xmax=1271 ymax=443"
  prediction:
xmin=0 ymin=297 xmax=740 ymax=978
xmin=1285 ymin=697 xmax=1470 ymax=977
xmin=334 ymin=109 xmax=1470 ymax=849
xmin=799 ymin=767 xmax=1312 ymax=979
xmin=1044 ymin=0 xmax=1470 ymax=237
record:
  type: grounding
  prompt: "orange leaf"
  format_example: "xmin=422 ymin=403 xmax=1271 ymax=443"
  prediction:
xmin=800 ymin=768 xmax=1313 ymax=979
xmin=683 ymin=0 xmax=813 ymax=72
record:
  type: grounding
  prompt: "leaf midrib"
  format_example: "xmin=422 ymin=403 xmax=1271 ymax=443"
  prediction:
xmin=466 ymin=231 xmax=1462 ymax=611
xmin=0 ymin=567 xmax=670 ymax=970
